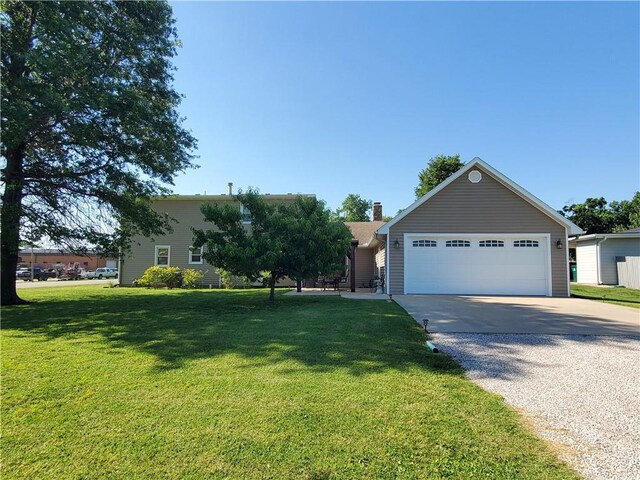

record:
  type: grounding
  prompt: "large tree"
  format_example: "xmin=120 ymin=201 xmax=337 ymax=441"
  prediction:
xmin=335 ymin=193 xmax=372 ymax=222
xmin=193 ymin=191 xmax=352 ymax=301
xmin=562 ymin=193 xmax=640 ymax=235
xmin=415 ymin=154 xmax=464 ymax=199
xmin=1 ymin=1 xmax=196 ymax=305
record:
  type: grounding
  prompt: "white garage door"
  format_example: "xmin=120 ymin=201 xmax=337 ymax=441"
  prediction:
xmin=404 ymin=234 xmax=550 ymax=295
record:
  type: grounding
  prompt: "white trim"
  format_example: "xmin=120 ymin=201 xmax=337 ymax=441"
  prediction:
xmin=377 ymin=158 xmax=584 ymax=236
xmin=545 ymin=234 xmax=553 ymax=297
xmin=154 ymin=245 xmax=171 ymax=267
xmin=188 ymin=245 xmax=204 ymax=265
xmin=571 ymin=232 xmax=640 ymax=242
xmin=402 ymin=233 xmax=552 ymax=296
xmin=386 ymin=234 xmax=390 ymax=295
xmin=565 ymin=226 xmax=571 ymax=297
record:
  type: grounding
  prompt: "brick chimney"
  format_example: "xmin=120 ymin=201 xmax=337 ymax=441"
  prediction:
xmin=373 ymin=202 xmax=382 ymax=221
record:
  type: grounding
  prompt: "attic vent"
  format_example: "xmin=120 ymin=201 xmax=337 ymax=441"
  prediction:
xmin=468 ymin=170 xmax=482 ymax=183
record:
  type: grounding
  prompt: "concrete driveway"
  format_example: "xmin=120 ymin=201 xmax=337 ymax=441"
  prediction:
xmin=394 ymin=295 xmax=640 ymax=335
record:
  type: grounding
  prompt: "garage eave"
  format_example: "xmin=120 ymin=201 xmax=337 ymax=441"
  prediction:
xmin=377 ymin=157 xmax=584 ymax=236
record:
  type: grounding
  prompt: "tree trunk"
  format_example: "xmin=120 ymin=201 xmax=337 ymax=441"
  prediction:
xmin=296 ymin=279 xmax=302 ymax=293
xmin=1 ymin=147 xmax=27 ymax=306
xmin=269 ymin=273 xmax=276 ymax=301
xmin=1 ymin=5 xmax=36 ymax=306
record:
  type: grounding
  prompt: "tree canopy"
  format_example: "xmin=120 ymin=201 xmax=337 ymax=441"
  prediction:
xmin=1 ymin=1 xmax=196 ymax=305
xmin=415 ymin=154 xmax=464 ymax=199
xmin=334 ymin=194 xmax=373 ymax=222
xmin=193 ymin=191 xmax=353 ymax=301
xmin=561 ymin=193 xmax=640 ymax=235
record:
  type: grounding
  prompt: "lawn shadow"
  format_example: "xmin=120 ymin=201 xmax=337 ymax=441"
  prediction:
xmin=2 ymin=289 xmax=459 ymax=376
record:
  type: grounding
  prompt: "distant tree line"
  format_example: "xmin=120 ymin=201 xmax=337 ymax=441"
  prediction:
xmin=560 ymin=194 xmax=640 ymax=235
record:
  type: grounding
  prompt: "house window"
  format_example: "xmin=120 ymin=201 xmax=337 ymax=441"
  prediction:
xmin=479 ymin=240 xmax=504 ymax=247
xmin=445 ymin=240 xmax=471 ymax=247
xmin=189 ymin=246 xmax=204 ymax=264
xmin=513 ymin=240 xmax=539 ymax=248
xmin=412 ymin=240 xmax=437 ymax=247
xmin=240 ymin=204 xmax=252 ymax=223
xmin=155 ymin=246 xmax=170 ymax=266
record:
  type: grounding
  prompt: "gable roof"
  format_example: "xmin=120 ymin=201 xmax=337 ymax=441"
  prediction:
xmin=345 ymin=221 xmax=386 ymax=248
xmin=377 ymin=157 xmax=584 ymax=236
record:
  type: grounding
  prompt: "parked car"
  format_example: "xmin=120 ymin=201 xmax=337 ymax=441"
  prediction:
xmin=86 ymin=267 xmax=118 ymax=279
xmin=16 ymin=268 xmax=30 ymax=279
xmin=16 ymin=267 xmax=57 ymax=281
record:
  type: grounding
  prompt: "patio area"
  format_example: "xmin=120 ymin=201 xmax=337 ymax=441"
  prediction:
xmin=284 ymin=288 xmax=390 ymax=300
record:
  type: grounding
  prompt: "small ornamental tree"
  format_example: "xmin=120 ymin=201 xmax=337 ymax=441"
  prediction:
xmin=193 ymin=191 xmax=352 ymax=301
xmin=281 ymin=196 xmax=353 ymax=291
xmin=415 ymin=154 xmax=464 ymax=199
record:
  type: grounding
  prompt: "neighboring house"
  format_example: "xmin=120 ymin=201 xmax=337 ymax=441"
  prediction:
xmin=569 ymin=227 xmax=640 ymax=285
xmin=17 ymin=249 xmax=117 ymax=271
xmin=120 ymin=193 xmax=314 ymax=286
xmin=376 ymin=157 xmax=583 ymax=297
xmin=345 ymin=202 xmax=387 ymax=288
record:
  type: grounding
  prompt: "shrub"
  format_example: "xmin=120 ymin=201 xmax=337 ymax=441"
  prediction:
xmin=163 ymin=267 xmax=183 ymax=289
xmin=136 ymin=266 xmax=182 ymax=289
xmin=218 ymin=268 xmax=235 ymax=289
xmin=182 ymin=269 xmax=204 ymax=289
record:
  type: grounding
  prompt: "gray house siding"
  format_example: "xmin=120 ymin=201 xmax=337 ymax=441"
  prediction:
xmin=121 ymin=196 xmax=303 ymax=287
xmin=599 ymin=237 xmax=640 ymax=284
xmin=121 ymin=198 xmax=232 ymax=286
xmin=387 ymin=165 xmax=569 ymax=296
xmin=353 ymin=248 xmax=375 ymax=288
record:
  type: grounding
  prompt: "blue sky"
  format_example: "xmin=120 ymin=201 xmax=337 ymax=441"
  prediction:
xmin=169 ymin=1 xmax=639 ymax=217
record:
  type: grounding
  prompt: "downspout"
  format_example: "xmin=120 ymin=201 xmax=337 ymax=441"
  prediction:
xmin=595 ymin=236 xmax=609 ymax=285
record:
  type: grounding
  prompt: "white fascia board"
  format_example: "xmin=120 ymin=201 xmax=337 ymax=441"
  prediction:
xmin=377 ymin=157 xmax=585 ymax=236
xmin=573 ymin=233 xmax=640 ymax=242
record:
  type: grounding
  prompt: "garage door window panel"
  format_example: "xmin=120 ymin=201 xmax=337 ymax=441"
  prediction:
xmin=413 ymin=240 xmax=437 ymax=247
xmin=479 ymin=240 xmax=504 ymax=247
xmin=514 ymin=240 xmax=539 ymax=247
xmin=445 ymin=240 xmax=471 ymax=247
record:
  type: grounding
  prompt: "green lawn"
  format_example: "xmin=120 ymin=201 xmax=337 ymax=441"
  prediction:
xmin=571 ymin=284 xmax=640 ymax=308
xmin=3 ymin=286 xmax=578 ymax=479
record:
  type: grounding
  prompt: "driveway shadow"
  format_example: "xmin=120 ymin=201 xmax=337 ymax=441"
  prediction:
xmin=393 ymin=295 xmax=639 ymax=381
xmin=396 ymin=295 xmax=640 ymax=336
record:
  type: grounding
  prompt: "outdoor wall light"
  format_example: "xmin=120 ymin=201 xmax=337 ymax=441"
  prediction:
xmin=556 ymin=239 xmax=563 ymax=249
xmin=394 ymin=239 xmax=400 ymax=249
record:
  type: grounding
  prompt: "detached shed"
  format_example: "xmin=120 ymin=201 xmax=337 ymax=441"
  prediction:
xmin=570 ymin=228 xmax=640 ymax=285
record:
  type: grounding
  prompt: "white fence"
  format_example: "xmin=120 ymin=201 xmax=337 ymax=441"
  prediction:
xmin=616 ymin=256 xmax=640 ymax=290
